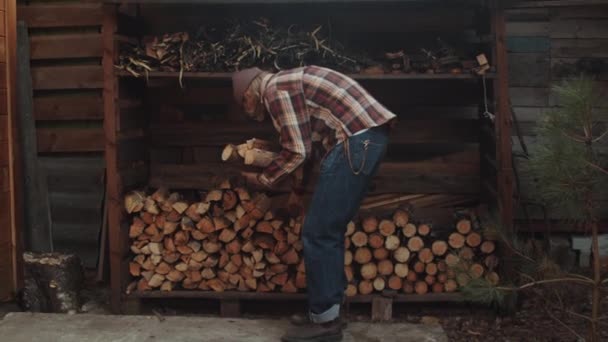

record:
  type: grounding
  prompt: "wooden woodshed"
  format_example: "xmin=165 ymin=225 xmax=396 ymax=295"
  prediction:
xmin=5 ymin=0 xmax=607 ymax=318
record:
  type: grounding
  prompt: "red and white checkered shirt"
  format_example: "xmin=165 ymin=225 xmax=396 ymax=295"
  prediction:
xmin=259 ymin=66 xmax=396 ymax=186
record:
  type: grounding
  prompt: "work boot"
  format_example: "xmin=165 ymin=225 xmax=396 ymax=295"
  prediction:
xmin=289 ymin=313 xmax=347 ymax=328
xmin=281 ymin=318 xmax=344 ymax=342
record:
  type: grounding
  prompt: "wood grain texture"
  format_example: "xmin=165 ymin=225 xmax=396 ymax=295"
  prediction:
xmin=31 ymin=65 xmax=103 ymax=90
xmin=36 ymin=127 xmax=104 ymax=152
xmin=34 ymin=93 xmax=103 ymax=121
xmin=29 ymin=33 xmax=102 ymax=60
xmin=18 ymin=3 xmax=103 ymax=28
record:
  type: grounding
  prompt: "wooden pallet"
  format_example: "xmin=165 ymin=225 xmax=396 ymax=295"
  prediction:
xmin=124 ymin=291 xmax=466 ymax=321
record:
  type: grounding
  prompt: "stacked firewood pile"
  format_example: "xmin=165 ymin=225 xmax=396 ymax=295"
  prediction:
xmin=343 ymin=212 xmax=499 ymax=296
xmin=124 ymin=186 xmax=499 ymax=295
xmin=116 ymin=19 xmax=481 ymax=78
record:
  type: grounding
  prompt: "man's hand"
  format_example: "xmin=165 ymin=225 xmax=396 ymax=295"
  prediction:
xmin=241 ymin=171 xmax=273 ymax=191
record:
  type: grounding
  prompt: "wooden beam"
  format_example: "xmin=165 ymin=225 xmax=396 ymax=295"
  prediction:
xmin=31 ymin=65 xmax=103 ymax=90
xmin=29 ymin=33 xmax=103 ymax=60
xmin=36 ymin=127 xmax=104 ymax=153
xmin=18 ymin=3 xmax=103 ymax=28
xmin=34 ymin=93 xmax=103 ymax=121
xmin=102 ymin=3 xmax=123 ymax=314
xmin=6 ymin=0 xmax=24 ymax=299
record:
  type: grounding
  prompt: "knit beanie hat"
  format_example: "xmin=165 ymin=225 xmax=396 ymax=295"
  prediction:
xmin=232 ymin=67 xmax=264 ymax=107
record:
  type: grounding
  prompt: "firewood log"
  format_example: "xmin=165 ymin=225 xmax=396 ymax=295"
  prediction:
xmin=392 ymin=209 xmax=409 ymax=227
xmin=373 ymin=247 xmax=390 ymax=261
xmin=281 ymin=248 xmax=300 ymax=265
xmin=466 ymin=232 xmax=482 ymax=248
xmin=448 ymin=232 xmax=465 ymax=249
xmin=459 ymin=246 xmax=475 ymax=261
xmin=378 ymin=259 xmax=394 ymax=276
xmin=244 ymin=149 xmax=277 ymax=168
xmin=256 ymin=221 xmax=274 ymax=234
xmin=222 ymin=144 xmax=242 ymax=163
xmin=345 ymin=284 xmax=358 ymax=297
xmin=354 ymin=247 xmax=373 ymax=264
xmin=148 ymin=274 xmax=165 ymax=288
xmin=345 ymin=250 xmax=353 ymax=266
xmin=388 ymin=275 xmax=403 ymax=290
xmin=424 ymin=275 xmax=436 ymax=285
xmin=437 ymin=261 xmax=447 ymax=273
xmin=413 ymin=261 xmax=425 ymax=274
xmin=417 ymin=224 xmax=431 ymax=237
xmin=456 ymin=219 xmax=471 ymax=235
xmin=445 ymin=253 xmax=460 ymax=267
xmin=394 ymin=263 xmax=409 ymax=278
xmin=345 ymin=221 xmax=356 ymax=237
xmin=361 ymin=263 xmax=378 ymax=280
xmin=225 ymin=239 xmax=242 ymax=254
xmin=393 ymin=247 xmax=411 ymax=263
xmin=418 ymin=248 xmax=435 ymax=264
xmin=415 ymin=281 xmax=428 ymax=295
xmin=358 ymin=280 xmax=373 ymax=295
xmin=203 ymin=240 xmax=222 ymax=254
xmin=469 ymin=263 xmax=484 ymax=279
xmin=351 ymin=231 xmax=368 ymax=247
xmin=125 ymin=191 xmax=146 ymax=213
xmin=485 ymin=271 xmax=499 ymax=285
xmin=368 ymin=233 xmax=384 ymax=249
xmin=196 ymin=216 xmax=215 ymax=233
xmin=373 ymin=277 xmax=386 ymax=292
xmin=219 ymin=229 xmax=237 ymax=243
xmin=402 ymin=223 xmax=417 ymax=238
xmin=444 ymin=279 xmax=458 ymax=292
xmin=431 ymin=283 xmax=444 ymax=293
xmin=406 ymin=271 xmax=417 ymax=283
xmin=379 ymin=220 xmax=396 ymax=237
xmin=129 ymin=218 xmax=146 ymax=238
xmin=362 ymin=216 xmax=379 ymax=233
xmin=431 ymin=241 xmax=448 ymax=257
xmin=344 ymin=265 xmax=354 ymax=283
xmin=407 ymin=236 xmax=424 ymax=252
xmin=456 ymin=273 xmax=471 ymax=287
xmin=129 ymin=262 xmax=141 ymax=277
xmin=208 ymin=279 xmax=226 ymax=292
xmin=480 ymin=240 xmax=496 ymax=254
xmin=172 ymin=201 xmax=189 ymax=215
xmin=385 ymin=235 xmax=400 ymax=251
xmin=425 ymin=262 xmax=438 ymax=276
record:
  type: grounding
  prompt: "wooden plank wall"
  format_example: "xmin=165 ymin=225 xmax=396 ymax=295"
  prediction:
xmin=0 ymin=0 xmax=21 ymax=301
xmin=506 ymin=3 xmax=608 ymax=223
xmin=18 ymin=0 xmax=104 ymax=267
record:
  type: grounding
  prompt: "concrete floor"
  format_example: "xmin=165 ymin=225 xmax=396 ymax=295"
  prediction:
xmin=0 ymin=312 xmax=447 ymax=342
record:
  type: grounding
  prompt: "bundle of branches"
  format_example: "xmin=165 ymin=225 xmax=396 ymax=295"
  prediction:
xmin=117 ymin=18 xmax=368 ymax=79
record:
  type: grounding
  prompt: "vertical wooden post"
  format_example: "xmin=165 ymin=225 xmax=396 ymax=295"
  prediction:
xmin=0 ymin=0 xmax=24 ymax=301
xmin=492 ymin=3 xmax=514 ymax=232
xmin=371 ymin=296 xmax=392 ymax=321
xmin=103 ymin=3 xmax=124 ymax=313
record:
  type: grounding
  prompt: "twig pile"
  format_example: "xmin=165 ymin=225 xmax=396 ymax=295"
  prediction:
xmin=117 ymin=18 xmax=368 ymax=78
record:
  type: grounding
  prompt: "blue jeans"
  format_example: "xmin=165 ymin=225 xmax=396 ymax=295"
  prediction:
xmin=302 ymin=125 xmax=389 ymax=323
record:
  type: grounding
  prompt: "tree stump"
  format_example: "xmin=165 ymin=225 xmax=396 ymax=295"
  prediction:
xmin=21 ymin=252 xmax=83 ymax=312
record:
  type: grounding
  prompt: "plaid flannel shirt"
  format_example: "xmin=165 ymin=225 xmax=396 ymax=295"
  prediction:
xmin=258 ymin=66 xmax=396 ymax=186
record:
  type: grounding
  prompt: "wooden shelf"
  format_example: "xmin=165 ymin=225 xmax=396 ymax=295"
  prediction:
xmin=127 ymin=291 xmax=466 ymax=303
xmin=116 ymin=70 xmax=495 ymax=81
